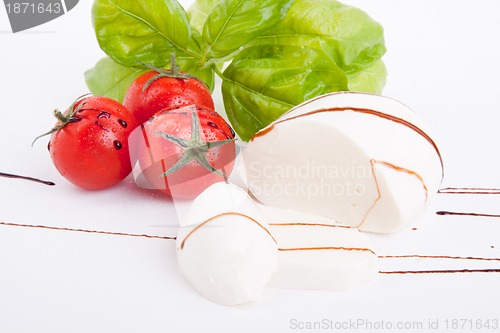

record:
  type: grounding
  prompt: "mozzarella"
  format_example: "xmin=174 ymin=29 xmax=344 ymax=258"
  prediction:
xmin=243 ymin=92 xmax=443 ymax=233
xmin=258 ymin=204 xmax=379 ymax=290
xmin=176 ymin=182 xmax=278 ymax=306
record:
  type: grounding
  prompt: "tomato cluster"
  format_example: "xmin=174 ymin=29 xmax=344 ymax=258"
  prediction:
xmin=37 ymin=60 xmax=236 ymax=198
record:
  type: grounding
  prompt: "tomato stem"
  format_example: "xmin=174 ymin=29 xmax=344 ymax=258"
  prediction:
xmin=138 ymin=53 xmax=200 ymax=94
xmin=170 ymin=53 xmax=181 ymax=76
xmin=53 ymin=109 xmax=68 ymax=123
xmin=32 ymin=94 xmax=89 ymax=147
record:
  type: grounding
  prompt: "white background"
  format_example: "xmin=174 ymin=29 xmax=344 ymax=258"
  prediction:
xmin=1 ymin=1 xmax=500 ymax=332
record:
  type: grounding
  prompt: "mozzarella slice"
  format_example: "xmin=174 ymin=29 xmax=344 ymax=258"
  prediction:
xmin=176 ymin=182 xmax=278 ymax=306
xmin=243 ymin=92 xmax=443 ymax=233
xmin=258 ymin=204 xmax=379 ymax=290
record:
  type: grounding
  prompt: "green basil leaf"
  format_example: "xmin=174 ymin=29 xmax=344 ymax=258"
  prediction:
xmin=188 ymin=0 xmax=221 ymax=33
xmin=92 ymin=0 xmax=193 ymax=67
xmin=84 ymin=57 xmax=148 ymax=103
xmin=347 ymin=59 xmax=387 ymax=94
xmin=177 ymin=53 xmax=216 ymax=92
xmin=250 ymin=0 xmax=386 ymax=75
xmin=202 ymin=0 xmax=295 ymax=60
xmin=185 ymin=29 xmax=217 ymax=91
xmin=221 ymin=45 xmax=348 ymax=141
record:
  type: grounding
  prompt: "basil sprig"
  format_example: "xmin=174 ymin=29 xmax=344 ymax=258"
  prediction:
xmin=86 ymin=0 xmax=386 ymax=141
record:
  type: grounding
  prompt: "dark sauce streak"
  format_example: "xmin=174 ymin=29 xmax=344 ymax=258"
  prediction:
xmin=77 ymin=107 xmax=102 ymax=113
xmin=436 ymin=211 xmax=500 ymax=218
xmin=94 ymin=121 xmax=109 ymax=132
xmin=207 ymin=121 xmax=233 ymax=140
xmin=438 ymin=187 xmax=500 ymax=195
xmin=67 ymin=117 xmax=82 ymax=123
xmin=1 ymin=222 xmax=498 ymax=276
xmin=380 ymin=269 xmax=500 ymax=274
xmin=207 ymin=121 xmax=218 ymax=129
xmin=180 ymin=212 xmax=277 ymax=250
xmin=253 ymin=105 xmax=444 ymax=178
xmin=380 ymin=255 xmax=500 ymax=274
xmin=0 ymin=172 xmax=55 ymax=186
xmin=269 ymin=222 xmax=352 ymax=229
xmin=279 ymin=246 xmax=376 ymax=255
xmin=113 ymin=140 xmax=122 ymax=150
xmin=117 ymin=119 xmax=127 ymax=128
xmin=228 ymin=126 xmax=236 ymax=138
xmin=379 ymin=254 xmax=500 ymax=262
xmin=0 ymin=221 xmax=175 ymax=240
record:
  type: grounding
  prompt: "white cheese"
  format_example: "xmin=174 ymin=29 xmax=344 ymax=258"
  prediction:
xmin=243 ymin=92 xmax=443 ymax=233
xmin=258 ymin=204 xmax=379 ymax=290
xmin=176 ymin=182 xmax=278 ymax=306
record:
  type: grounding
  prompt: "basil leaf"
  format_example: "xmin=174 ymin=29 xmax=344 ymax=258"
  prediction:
xmin=84 ymin=57 xmax=148 ymax=103
xmin=176 ymin=53 xmax=216 ymax=92
xmin=92 ymin=0 xmax=194 ymax=67
xmin=202 ymin=0 xmax=295 ymax=60
xmin=221 ymin=45 xmax=348 ymax=141
xmin=251 ymin=0 xmax=386 ymax=75
xmin=347 ymin=59 xmax=387 ymax=94
xmin=188 ymin=0 xmax=221 ymax=33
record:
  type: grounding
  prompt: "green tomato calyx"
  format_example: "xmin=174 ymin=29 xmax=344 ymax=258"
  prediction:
xmin=139 ymin=53 xmax=200 ymax=94
xmin=32 ymin=94 xmax=89 ymax=147
xmin=154 ymin=108 xmax=234 ymax=179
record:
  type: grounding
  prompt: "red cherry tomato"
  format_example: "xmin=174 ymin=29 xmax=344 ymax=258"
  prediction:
xmin=132 ymin=105 xmax=236 ymax=199
xmin=40 ymin=96 xmax=136 ymax=190
xmin=123 ymin=59 xmax=214 ymax=125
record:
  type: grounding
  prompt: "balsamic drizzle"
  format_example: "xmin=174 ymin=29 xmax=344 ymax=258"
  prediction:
xmin=1 ymin=219 xmax=500 ymax=274
xmin=1 ymin=173 xmax=499 ymax=275
xmin=438 ymin=187 xmax=500 ymax=194
xmin=0 ymin=221 xmax=174 ymax=240
xmin=379 ymin=254 xmax=500 ymax=262
xmin=0 ymin=171 xmax=55 ymax=186
xmin=436 ymin=211 xmax=500 ymax=218
xmin=380 ymin=269 xmax=500 ymax=275
xmin=252 ymin=105 xmax=444 ymax=178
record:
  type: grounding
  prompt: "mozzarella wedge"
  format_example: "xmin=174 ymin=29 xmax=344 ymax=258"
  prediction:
xmin=243 ymin=92 xmax=443 ymax=233
xmin=176 ymin=182 xmax=277 ymax=306
xmin=258 ymin=204 xmax=379 ymax=290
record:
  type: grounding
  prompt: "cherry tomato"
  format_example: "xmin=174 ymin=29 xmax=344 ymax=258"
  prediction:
xmin=132 ymin=105 xmax=236 ymax=199
xmin=123 ymin=57 xmax=214 ymax=125
xmin=38 ymin=96 xmax=136 ymax=190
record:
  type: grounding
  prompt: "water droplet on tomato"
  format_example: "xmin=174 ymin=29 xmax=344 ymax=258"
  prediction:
xmin=207 ymin=121 xmax=219 ymax=129
xmin=118 ymin=119 xmax=127 ymax=128
xmin=97 ymin=111 xmax=111 ymax=119
xmin=113 ymin=140 xmax=122 ymax=150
